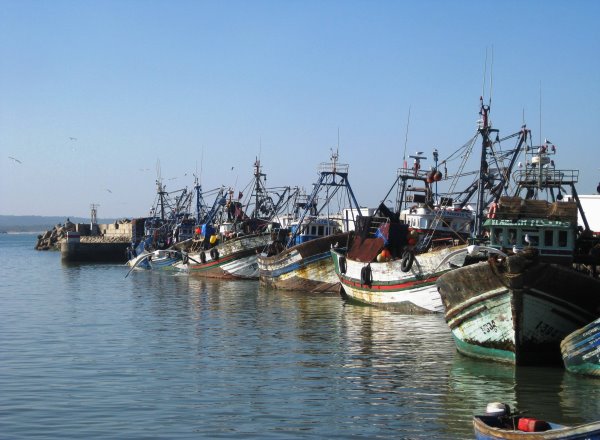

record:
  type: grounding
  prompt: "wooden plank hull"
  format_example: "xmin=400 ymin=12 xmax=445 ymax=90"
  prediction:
xmin=175 ymin=233 xmax=270 ymax=280
xmin=561 ymin=317 xmax=600 ymax=377
xmin=473 ymin=415 xmax=600 ymax=439
xmin=331 ymin=245 xmax=469 ymax=313
xmin=438 ymin=256 xmax=600 ymax=365
xmin=258 ymin=233 xmax=349 ymax=293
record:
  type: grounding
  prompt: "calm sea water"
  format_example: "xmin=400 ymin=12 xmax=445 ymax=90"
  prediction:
xmin=1 ymin=233 xmax=598 ymax=439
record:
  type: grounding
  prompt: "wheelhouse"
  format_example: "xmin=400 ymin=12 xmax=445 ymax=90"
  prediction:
xmin=485 ymin=218 xmax=575 ymax=263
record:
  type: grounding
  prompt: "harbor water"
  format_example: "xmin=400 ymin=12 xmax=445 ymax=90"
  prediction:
xmin=1 ymin=233 xmax=598 ymax=439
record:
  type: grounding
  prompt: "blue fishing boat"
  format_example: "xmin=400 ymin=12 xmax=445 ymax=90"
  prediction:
xmin=561 ymin=317 xmax=600 ymax=377
xmin=473 ymin=402 xmax=600 ymax=439
xmin=126 ymin=173 xmax=219 ymax=272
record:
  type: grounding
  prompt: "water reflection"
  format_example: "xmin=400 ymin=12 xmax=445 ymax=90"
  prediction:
xmin=3 ymin=235 xmax=597 ymax=439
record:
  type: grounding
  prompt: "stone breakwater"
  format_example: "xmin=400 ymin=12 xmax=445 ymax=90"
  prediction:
xmin=35 ymin=219 xmax=133 ymax=251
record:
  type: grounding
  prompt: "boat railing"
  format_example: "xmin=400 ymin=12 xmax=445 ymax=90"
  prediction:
xmin=396 ymin=167 xmax=430 ymax=180
xmin=318 ymin=161 xmax=349 ymax=174
xmin=513 ymin=169 xmax=579 ymax=187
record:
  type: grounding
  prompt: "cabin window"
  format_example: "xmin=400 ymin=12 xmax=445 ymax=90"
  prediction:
xmin=508 ymin=228 xmax=517 ymax=245
xmin=318 ymin=226 xmax=324 ymax=236
xmin=492 ymin=228 xmax=502 ymax=245
xmin=526 ymin=234 xmax=539 ymax=246
xmin=420 ymin=218 xmax=428 ymax=229
xmin=544 ymin=230 xmax=553 ymax=247
xmin=311 ymin=226 xmax=317 ymax=235
xmin=558 ymin=231 xmax=568 ymax=247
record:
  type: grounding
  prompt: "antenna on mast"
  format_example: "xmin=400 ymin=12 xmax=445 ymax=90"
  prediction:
xmin=482 ymin=47 xmax=488 ymax=101
xmin=489 ymin=45 xmax=494 ymax=106
xmin=539 ymin=81 xmax=543 ymax=147
xmin=402 ymin=106 xmax=411 ymax=169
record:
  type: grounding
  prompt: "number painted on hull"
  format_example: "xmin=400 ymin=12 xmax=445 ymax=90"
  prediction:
xmin=480 ymin=320 xmax=498 ymax=334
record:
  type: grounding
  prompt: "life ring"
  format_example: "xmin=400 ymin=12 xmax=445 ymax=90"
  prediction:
xmin=210 ymin=248 xmax=219 ymax=260
xmin=401 ymin=250 xmax=414 ymax=272
xmin=200 ymin=251 xmax=206 ymax=264
xmin=339 ymin=256 xmax=347 ymax=274
xmin=182 ymin=253 xmax=189 ymax=265
xmin=487 ymin=202 xmax=498 ymax=219
xmin=360 ymin=264 xmax=372 ymax=286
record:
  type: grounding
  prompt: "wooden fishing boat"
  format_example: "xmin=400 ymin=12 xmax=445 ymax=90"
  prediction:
xmin=473 ymin=403 xmax=600 ymax=439
xmin=176 ymin=230 xmax=273 ymax=279
xmin=331 ymin=200 xmax=474 ymax=312
xmin=258 ymin=151 xmax=362 ymax=293
xmin=177 ymin=159 xmax=294 ymax=279
xmin=561 ymin=316 xmax=600 ymax=377
xmin=437 ymin=136 xmax=600 ymax=365
xmin=332 ymin=97 xmax=528 ymax=312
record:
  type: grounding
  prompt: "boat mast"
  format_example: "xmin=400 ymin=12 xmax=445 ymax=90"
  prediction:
xmin=157 ymin=180 xmax=166 ymax=221
xmin=253 ymin=158 xmax=266 ymax=219
xmin=194 ymin=175 xmax=203 ymax=225
xmin=474 ymin=97 xmax=499 ymax=238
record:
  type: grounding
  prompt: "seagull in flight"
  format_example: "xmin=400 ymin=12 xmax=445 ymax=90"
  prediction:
xmin=69 ymin=137 xmax=77 ymax=141
xmin=106 ymin=189 xmax=112 ymax=193
xmin=9 ymin=156 xmax=22 ymax=164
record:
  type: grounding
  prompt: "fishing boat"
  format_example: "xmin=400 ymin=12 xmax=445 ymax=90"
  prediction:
xmin=258 ymin=151 xmax=361 ymax=293
xmin=126 ymin=172 xmax=206 ymax=271
xmin=561 ymin=316 xmax=600 ymax=377
xmin=174 ymin=159 xmax=294 ymax=279
xmin=331 ymin=97 xmax=528 ymax=312
xmin=473 ymin=402 xmax=600 ymax=439
xmin=437 ymin=132 xmax=600 ymax=365
xmin=330 ymin=176 xmax=475 ymax=313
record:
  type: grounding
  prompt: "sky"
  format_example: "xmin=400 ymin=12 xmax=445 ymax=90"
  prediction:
xmin=1 ymin=0 xmax=599 ymax=219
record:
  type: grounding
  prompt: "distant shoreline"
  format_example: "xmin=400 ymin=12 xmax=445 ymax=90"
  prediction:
xmin=0 ymin=215 xmax=121 ymax=234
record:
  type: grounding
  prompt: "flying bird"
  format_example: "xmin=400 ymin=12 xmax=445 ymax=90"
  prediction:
xmin=106 ymin=189 xmax=112 ymax=193
xmin=69 ymin=137 xmax=77 ymax=141
xmin=9 ymin=156 xmax=22 ymax=164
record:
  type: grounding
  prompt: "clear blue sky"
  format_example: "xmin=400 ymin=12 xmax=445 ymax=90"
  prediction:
xmin=2 ymin=0 xmax=599 ymax=218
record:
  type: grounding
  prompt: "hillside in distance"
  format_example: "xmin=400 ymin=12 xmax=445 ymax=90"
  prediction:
xmin=0 ymin=215 xmax=120 ymax=233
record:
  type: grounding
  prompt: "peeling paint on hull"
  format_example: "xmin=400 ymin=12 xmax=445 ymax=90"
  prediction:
xmin=438 ymin=259 xmax=600 ymax=365
xmin=258 ymin=233 xmax=349 ymax=293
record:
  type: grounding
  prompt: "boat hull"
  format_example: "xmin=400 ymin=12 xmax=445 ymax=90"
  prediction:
xmin=331 ymin=245 xmax=469 ymax=313
xmin=127 ymin=250 xmax=181 ymax=271
xmin=176 ymin=233 xmax=270 ymax=280
xmin=258 ymin=233 xmax=349 ymax=293
xmin=473 ymin=415 xmax=600 ymax=440
xmin=438 ymin=255 xmax=600 ymax=365
xmin=561 ymin=317 xmax=600 ymax=377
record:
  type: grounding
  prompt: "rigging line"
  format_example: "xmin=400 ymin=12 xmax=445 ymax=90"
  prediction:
xmin=441 ymin=133 xmax=479 ymax=163
xmin=420 ymin=132 xmax=478 ymax=247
